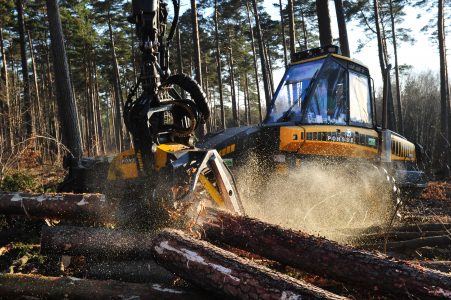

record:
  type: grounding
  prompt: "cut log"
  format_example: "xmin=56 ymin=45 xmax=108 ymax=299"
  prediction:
xmin=360 ymin=235 xmax=451 ymax=251
xmin=151 ymin=229 xmax=348 ymax=300
xmin=415 ymin=261 xmax=451 ymax=274
xmin=41 ymin=225 xmax=154 ymax=259
xmin=84 ymin=260 xmax=176 ymax=283
xmin=0 ymin=192 xmax=114 ymax=222
xmin=344 ymin=223 xmax=451 ymax=235
xmin=198 ymin=207 xmax=451 ymax=299
xmin=0 ymin=273 xmax=207 ymax=300
xmin=349 ymin=230 xmax=450 ymax=243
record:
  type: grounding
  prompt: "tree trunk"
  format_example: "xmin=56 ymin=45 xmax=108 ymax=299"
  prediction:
xmin=190 ymin=0 xmax=206 ymax=137
xmin=27 ymin=31 xmax=42 ymax=136
xmin=46 ymin=0 xmax=83 ymax=163
xmin=375 ymin=0 xmax=395 ymax=130
xmin=198 ymin=208 xmax=451 ymax=299
xmin=0 ymin=26 xmax=13 ymax=151
xmin=40 ymin=225 xmax=155 ymax=259
xmin=246 ymin=0 xmax=263 ymax=122
xmin=334 ymin=0 xmax=350 ymax=57
xmin=151 ymin=229 xmax=347 ymax=300
xmin=190 ymin=0 xmax=202 ymax=87
xmin=16 ymin=0 xmax=33 ymax=138
xmin=84 ymin=260 xmax=176 ymax=283
xmin=251 ymin=0 xmax=272 ymax=111
xmin=279 ymin=0 xmax=288 ymax=67
xmin=107 ymin=13 xmax=124 ymax=152
xmin=0 ymin=273 xmax=205 ymax=300
xmin=316 ymin=0 xmax=333 ymax=46
xmin=245 ymin=73 xmax=251 ymax=125
xmin=389 ymin=0 xmax=403 ymax=134
xmin=214 ymin=0 xmax=225 ymax=129
xmin=228 ymin=44 xmax=238 ymax=127
xmin=300 ymin=9 xmax=309 ymax=50
xmin=438 ymin=0 xmax=450 ymax=175
xmin=287 ymin=0 xmax=296 ymax=58
xmin=0 ymin=192 xmax=113 ymax=222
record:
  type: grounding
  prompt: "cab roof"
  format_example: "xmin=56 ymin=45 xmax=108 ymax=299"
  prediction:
xmin=291 ymin=45 xmax=370 ymax=76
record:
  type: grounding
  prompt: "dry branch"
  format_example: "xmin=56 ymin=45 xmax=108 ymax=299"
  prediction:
xmin=151 ymin=229 xmax=348 ymax=300
xmin=0 ymin=192 xmax=114 ymax=222
xmin=0 ymin=273 xmax=206 ymax=300
xmin=41 ymin=225 xmax=154 ymax=259
xmin=198 ymin=207 xmax=451 ymax=299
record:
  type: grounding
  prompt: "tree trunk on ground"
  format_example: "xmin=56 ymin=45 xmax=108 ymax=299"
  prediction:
xmin=251 ymin=0 xmax=272 ymax=111
xmin=361 ymin=235 xmax=451 ymax=251
xmin=287 ymin=0 xmax=296 ymax=58
xmin=0 ymin=192 xmax=113 ymax=222
xmin=316 ymin=0 xmax=333 ymax=46
xmin=46 ymin=0 xmax=82 ymax=163
xmin=198 ymin=208 xmax=451 ymax=299
xmin=416 ymin=261 xmax=451 ymax=274
xmin=0 ymin=273 xmax=206 ymax=300
xmin=40 ymin=225 xmax=155 ymax=259
xmin=151 ymin=229 xmax=347 ymax=300
xmin=84 ymin=260 xmax=176 ymax=283
xmin=334 ymin=0 xmax=350 ymax=57
xmin=214 ymin=0 xmax=225 ymax=129
xmin=438 ymin=0 xmax=450 ymax=175
xmin=16 ymin=0 xmax=33 ymax=138
xmin=246 ymin=0 xmax=262 ymax=122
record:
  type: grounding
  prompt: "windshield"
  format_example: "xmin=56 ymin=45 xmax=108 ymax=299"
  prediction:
xmin=302 ymin=59 xmax=348 ymax=125
xmin=266 ymin=59 xmax=324 ymax=123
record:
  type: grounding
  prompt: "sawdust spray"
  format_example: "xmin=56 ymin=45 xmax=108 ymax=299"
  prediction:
xmin=235 ymin=154 xmax=396 ymax=243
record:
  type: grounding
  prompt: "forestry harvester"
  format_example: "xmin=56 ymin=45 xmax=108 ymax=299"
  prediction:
xmin=63 ymin=1 xmax=425 ymax=229
xmin=200 ymin=45 xmax=427 ymax=219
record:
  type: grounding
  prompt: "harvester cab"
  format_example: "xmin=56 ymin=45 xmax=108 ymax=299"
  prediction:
xmin=201 ymin=45 xmax=426 ymax=206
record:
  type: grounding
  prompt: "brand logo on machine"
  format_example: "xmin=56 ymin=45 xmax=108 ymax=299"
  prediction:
xmin=121 ymin=155 xmax=136 ymax=164
xmin=327 ymin=135 xmax=354 ymax=143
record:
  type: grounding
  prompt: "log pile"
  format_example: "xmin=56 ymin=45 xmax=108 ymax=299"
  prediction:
xmin=1 ymin=191 xmax=451 ymax=299
xmin=196 ymin=207 xmax=451 ymax=299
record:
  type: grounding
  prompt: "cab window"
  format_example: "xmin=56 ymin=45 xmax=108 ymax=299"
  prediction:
xmin=349 ymin=71 xmax=372 ymax=126
xmin=302 ymin=59 xmax=348 ymax=125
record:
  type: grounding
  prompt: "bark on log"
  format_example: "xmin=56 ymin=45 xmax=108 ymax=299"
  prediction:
xmin=198 ymin=208 xmax=451 ymax=299
xmin=84 ymin=260 xmax=176 ymax=283
xmin=0 ymin=273 xmax=207 ymax=300
xmin=0 ymin=192 xmax=114 ymax=222
xmin=151 ymin=229 xmax=347 ymax=300
xmin=41 ymin=225 xmax=154 ymax=259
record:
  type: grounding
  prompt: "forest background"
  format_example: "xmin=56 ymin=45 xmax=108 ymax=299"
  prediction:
xmin=0 ymin=0 xmax=450 ymax=184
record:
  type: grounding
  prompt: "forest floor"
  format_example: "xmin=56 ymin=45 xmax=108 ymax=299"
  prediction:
xmin=0 ymin=163 xmax=450 ymax=299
